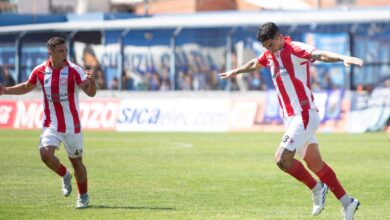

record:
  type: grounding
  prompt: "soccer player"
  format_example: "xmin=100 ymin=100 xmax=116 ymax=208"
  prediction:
xmin=0 ymin=37 xmax=97 ymax=208
xmin=219 ymin=22 xmax=363 ymax=220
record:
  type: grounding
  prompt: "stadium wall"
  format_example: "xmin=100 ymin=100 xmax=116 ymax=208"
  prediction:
xmin=0 ymin=89 xmax=388 ymax=133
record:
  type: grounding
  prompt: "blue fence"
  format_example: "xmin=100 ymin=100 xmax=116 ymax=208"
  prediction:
xmin=0 ymin=15 xmax=390 ymax=92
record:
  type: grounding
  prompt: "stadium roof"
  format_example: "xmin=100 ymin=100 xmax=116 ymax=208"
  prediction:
xmin=1 ymin=8 xmax=390 ymax=34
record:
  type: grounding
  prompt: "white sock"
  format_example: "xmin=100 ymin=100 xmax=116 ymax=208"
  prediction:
xmin=311 ymin=182 xmax=322 ymax=193
xmin=340 ymin=194 xmax=351 ymax=208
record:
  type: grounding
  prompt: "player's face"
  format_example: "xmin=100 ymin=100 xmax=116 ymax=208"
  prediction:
xmin=261 ymin=34 xmax=283 ymax=53
xmin=49 ymin=43 xmax=68 ymax=66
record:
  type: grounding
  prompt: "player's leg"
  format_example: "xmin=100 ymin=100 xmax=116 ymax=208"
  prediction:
xmin=276 ymin=110 xmax=318 ymax=189
xmin=69 ymin=156 xmax=88 ymax=196
xmin=305 ymin=144 xmax=347 ymax=199
xmin=69 ymin=156 xmax=89 ymax=209
xmin=302 ymin=143 xmax=323 ymax=173
xmin=39 ymin=128 xmax=72 ymax=196
xmin=62 ymin=132 xmax=89 ymax=208
xmin=274 ymin=134 xmax=320 ymax=197
xmin=275 ymin=146 xmax=318 ymax=190
xmin=304 ymin=143 xmax=360 ymax=219
xmin=40 ymin=145 xmax=64 ymax=174
xmin=299 ymin=142 xmax=327 ymax=215
xmin=277 ymin=110 xmax=327 ymax=216
xmin=275 ymin=145 xmax=326 ymax=216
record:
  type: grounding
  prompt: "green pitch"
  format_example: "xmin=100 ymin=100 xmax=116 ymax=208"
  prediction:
xmin=0 ymin=130 xmax=389 ymax=219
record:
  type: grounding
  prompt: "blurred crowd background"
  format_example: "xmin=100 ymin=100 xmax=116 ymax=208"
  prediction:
xmin=0 ymin=0 xmax=390 ymax=93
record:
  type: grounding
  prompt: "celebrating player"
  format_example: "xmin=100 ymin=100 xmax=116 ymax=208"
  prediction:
xmin=0 ymin=36 xmax=97 ymax=208
xmin=219 ymin=22 xmax=363 ymax=220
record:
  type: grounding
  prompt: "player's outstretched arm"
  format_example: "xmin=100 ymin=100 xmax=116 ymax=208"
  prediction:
xmin=0 ymin=82 xmax=36 ymax=96
xmin=219 ymin=58 xmax=263 ymax=79
xmin=80 ymin=69 xmax=97 ymax=97
xmin=311 ymin=50 xmax=364 ymax=67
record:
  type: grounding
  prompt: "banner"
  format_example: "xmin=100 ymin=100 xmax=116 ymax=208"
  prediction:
xmin=0 ymin=99 xmax=119 ymax=130
xmin=1 ymin=89 xmax=388 ymax=133
xmin=79 ymin=100 xmax=120 ymax=130
xmin=117 ymin=98 xmax=229 ymax=132
xmin=0 ymin=100 xmax=17 ymax=128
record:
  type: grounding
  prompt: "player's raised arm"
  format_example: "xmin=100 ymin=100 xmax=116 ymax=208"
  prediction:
xmin=219 ymin=58 xmax=263 ymax=79
xmin=310 ymin=50 xmax=364 ymax=67
xmin=80 ymin=69 xmax=97 ymax=97
xmin=0 ymin=81 xmax=36 ymax=95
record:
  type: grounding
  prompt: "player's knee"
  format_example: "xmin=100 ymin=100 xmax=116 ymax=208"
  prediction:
xmin=40 ymin=150 xmax=54 ymax=164
xmin=275 ymin=157 xmax=289 ymax=171
xmin=275 ymin=154 xmax=295 ymax=172
xmin=275 ymin=150 xmax=287 ymax=171
xmin=40 ymin=152 xmax=53 ymax=164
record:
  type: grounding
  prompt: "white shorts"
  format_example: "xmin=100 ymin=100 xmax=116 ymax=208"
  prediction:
xmin=280 ymin=110 xmax=320 ymax=158
xmin=39 ymin=127 xmax=84 ymax=158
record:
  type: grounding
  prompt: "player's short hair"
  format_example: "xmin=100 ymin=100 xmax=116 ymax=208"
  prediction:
xmin=257 ymin=22 xmax=280 ymax=43
xmin=47 ymin=37 xmax=66 ymax=49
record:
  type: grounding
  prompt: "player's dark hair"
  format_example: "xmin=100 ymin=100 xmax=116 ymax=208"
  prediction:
xmin=257 ymin=22 xmax=280 ymax=43
xmin=47 ymin=37 xmax=66 ymax=49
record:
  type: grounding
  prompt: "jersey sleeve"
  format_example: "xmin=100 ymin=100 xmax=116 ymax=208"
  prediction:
xmin=27 ymin=66 xmax=41 ymax=85
xmin=290 ymin=41 xmax=317 ymax=61
xmin=257 ymin=51 xmax=268 ymax=66
xmin=72 ymin=65 xmax=87 ymax=86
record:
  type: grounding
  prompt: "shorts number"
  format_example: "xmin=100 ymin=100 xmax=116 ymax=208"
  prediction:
xmin=282 ymin=135 xmax=289 ymax=143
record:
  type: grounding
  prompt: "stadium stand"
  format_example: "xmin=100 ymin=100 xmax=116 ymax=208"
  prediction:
xmin=0 ymin=9 xmax=390 ymax=91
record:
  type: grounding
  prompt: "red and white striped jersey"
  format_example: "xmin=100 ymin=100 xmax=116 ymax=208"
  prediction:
xmin=258 ymin=37 xmax=318 ymax=118
xmin=28 ymin=60 xmax=87 ymax=133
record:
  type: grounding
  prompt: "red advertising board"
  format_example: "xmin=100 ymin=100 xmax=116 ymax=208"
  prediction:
xmin=0 ymin=100 xmax=17 ymax=128
xmin=0 ymin=99 xmax=119 ymax=130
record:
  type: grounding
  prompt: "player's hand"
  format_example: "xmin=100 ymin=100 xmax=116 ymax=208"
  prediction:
xmin=85 ymin=69 xmax=95 ymax=81
xmin=219 ymin=70 xmax=237 ymax=79
xmin=343 ymin=56 xmax=364 ymax=68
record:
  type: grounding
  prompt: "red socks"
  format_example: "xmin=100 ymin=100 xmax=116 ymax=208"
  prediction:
xmin=77 ymin=180 xmax=88 ymax=195
xmin=286 ymin=159 xmax=317 ymax=190
xmin=56 ymin=164 xmax=88 ymax=195
xmin=315 ymin=162 xmax=346 ymax=199
xmin=56 ymin=164 xmax=67 ymax=177
xmin=285 ymin=160 xmax=347 ymax=200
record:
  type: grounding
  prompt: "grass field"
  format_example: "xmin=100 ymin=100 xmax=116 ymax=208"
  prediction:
xmin=0 ymin=130 xmax=389 ymax=220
